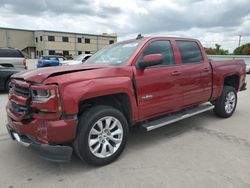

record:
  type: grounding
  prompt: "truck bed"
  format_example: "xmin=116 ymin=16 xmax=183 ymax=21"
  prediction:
xmin=210 ymin=59 xmax=246 ymax=100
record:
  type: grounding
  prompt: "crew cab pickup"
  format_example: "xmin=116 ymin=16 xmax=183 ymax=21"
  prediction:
xmin=6 ymin=36 xmax=247 ymax=166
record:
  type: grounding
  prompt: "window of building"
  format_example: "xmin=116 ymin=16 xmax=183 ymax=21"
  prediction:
xmin=48 ymin=36 xmax=55 ymax=42
xmin=41 ymin=50 xmax=43 ymax=56
xmin=78 ymin=51 xmax=82 ymax=55
xmin=36 ymin=50 xmax=39 ymax=56
xmin=77 ymin=38 xmax=82 ymax=43
xmin=176 ymin=41 xmax=203 ymax=64
xmin=85 ymin=38 xmax=90 ymax=44
xmin=49 ymin=50 xmax=55 ymax=55
xmin=62 ymin=36 xmax=69 ymax=42
xmin=40 ymin=36 xmax=43 ymax=41
xmin=141 ymin=40 xmax=175 ymax=66
xmin=63 ymin=51 xmax=69 ymax=56
xmin=109 ymin=40 xmax=114 ymax=44
xmin=35 ymin=37 xmax=38 ymax=43
xmin=85 ymin=51 xmax=90 ymax=54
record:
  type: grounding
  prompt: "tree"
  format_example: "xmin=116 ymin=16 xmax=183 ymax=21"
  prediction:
xmin=233 ymin=43 xmax=250 ymax=55
xmin=204 ymin=44 xmax=229 ymax=55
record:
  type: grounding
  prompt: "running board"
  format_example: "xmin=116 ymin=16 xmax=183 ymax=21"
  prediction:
xmin=142 ymin=104 xmax=214 ymax=131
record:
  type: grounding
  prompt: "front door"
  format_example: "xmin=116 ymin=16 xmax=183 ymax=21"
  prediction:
xmin=133 ymin=40 xmax=183 ymax=120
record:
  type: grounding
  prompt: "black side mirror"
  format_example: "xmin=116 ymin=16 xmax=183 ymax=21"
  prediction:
xmin=136 ymin=54 xmax=163 ymax=69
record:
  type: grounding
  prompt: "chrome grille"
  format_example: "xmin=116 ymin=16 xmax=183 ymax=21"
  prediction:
xmin=10 ymin=83 xmax=30 ymax=97
xmin=8 ymin=80 xmax=31 ymax=120
xmin=9 ymin=101 xmax=27 ymax=115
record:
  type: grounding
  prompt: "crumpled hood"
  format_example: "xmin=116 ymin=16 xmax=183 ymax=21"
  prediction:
xmin=11 ymin=64 xmax=108 ymax=83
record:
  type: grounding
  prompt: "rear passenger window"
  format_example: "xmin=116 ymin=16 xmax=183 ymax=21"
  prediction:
xmin=176 ymin=41 xmax=203 ymax=64
xmin=0 ymin=49 xmax=24 ymax=57
xmin=49 ymin=57 xmax=58 ymax=61
xmin=142 ymin=40 xmax=175 ymax=66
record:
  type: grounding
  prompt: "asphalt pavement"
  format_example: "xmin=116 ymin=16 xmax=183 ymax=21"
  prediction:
xmin=0 ymin=62 xmax=249 ymax=188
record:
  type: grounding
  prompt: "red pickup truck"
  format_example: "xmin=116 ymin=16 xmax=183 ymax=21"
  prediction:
xmin=6 ymin=36 xmax=247 ymax=166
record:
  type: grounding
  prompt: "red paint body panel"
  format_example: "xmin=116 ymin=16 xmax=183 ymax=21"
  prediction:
xmin=6 ymin=36 xmax=247 ymax=144
xmin=6 ymin=113 xmax=77 ymax=144
xmin=133 ymin=65 xmax=183 ymax=120
xmin=210 ymin=60 xmax=246 ymax=99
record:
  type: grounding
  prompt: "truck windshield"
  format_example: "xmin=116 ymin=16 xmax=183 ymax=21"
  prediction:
xmin=85 ymin=41 xmax=140 ymax=66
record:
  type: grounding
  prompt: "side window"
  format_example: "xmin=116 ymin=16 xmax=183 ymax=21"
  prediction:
xmin=0 ymin=49 xmax=24 ymax=57
xmin=49 ymin=57 xmax=57 ymax=61
xmin=176 ymin=41 xmax=203 ymax=64
xmin=142 ymin=40 xmax=175 ymax=66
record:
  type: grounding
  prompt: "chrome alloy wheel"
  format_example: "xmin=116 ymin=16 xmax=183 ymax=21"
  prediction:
xmin=88 ymin=116 xmax=123 ymax=158
xmin=225 ymin=91 xmax=236 ymax=114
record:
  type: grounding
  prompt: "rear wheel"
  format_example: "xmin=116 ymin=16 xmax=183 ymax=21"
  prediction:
xmin=74 ymin=105 xmax=128 ymax=166
xmin=213 ymin=86 xmax=237 ymax=118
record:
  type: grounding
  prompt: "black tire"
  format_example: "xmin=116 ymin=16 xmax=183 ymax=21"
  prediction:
xmin=74 ymin=105 xmax=129 ymax=166
xmin=5 ymin=78 xmax=11 ymax=92
xmin=213 ymin=86 xmax=237 ymax=118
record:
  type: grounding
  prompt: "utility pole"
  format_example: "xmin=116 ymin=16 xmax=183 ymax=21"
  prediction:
xmin=238 ymin=35 xmax=242 ymax=47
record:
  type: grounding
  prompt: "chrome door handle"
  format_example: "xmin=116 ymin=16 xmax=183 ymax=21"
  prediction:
xmin=171 ymin=71 xmax=181 ymax=76
xmin=203 ymin=67 xmax=210 ymax=72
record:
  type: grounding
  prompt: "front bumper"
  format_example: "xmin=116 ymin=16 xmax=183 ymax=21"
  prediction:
xmin=6 ymin=101 xmax=78 ymax=144
xmin=6 ymin=126 xmax=73 ymax=163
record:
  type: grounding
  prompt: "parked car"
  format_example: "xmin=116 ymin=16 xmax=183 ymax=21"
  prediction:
xmin=0 ymin=65 xmax=21 ymax=91
xmin=0 ymin=48 xmax=27 ymax=69
xmin=37 ymin=55 xmax=66 ymax=68
xmin=61 ymin=54 xmax=92 ymax=65
xmin=6 ymin=36 xmax=247 ymax=166
xmin=245 ymin=61 xmax=250 ymax=74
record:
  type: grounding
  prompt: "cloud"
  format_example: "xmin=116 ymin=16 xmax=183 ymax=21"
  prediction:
xmin=0 ymin=0 xmax=122 ymax=17
xmin=128 ymin=0 xmax=250 ymax=32
xmin=0 ymin=0 xmax=250 ymax=51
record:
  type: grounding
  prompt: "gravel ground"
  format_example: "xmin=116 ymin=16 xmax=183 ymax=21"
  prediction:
xmin=0 ymin=63 xmax=249 ymax=188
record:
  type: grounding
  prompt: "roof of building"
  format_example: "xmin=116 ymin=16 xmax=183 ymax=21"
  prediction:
xmin=0 ymin=27 xmax=117 ymax=38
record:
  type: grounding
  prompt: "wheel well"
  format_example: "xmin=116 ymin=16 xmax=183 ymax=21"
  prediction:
xmin=78 ymin=93 xmax=132 ymax=125
xmin=224 ymin=75 xmax=239 ymax=91
xmin=5 ymin=76 xmax=10 ymax=85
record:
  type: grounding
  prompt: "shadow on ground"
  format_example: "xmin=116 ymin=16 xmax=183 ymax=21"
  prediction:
xmin=2 ymin=110 xmax=220 ymax=176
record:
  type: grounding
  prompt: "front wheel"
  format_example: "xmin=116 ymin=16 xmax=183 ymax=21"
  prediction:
xmin=74 ymin=105 xmax=128 ymax=166
xmin=213 ymin=86 xmax=237 ymax=118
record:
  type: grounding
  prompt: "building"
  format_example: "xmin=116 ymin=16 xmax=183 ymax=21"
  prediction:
xmin=0 ymin=27 xmax=117 ymax=58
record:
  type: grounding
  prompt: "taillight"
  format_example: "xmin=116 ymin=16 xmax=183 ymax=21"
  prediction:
xmin=23 ymin=58 xmax=27 ymax=69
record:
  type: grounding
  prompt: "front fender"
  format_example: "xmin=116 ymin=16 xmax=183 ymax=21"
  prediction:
xmin=60 ymin=77 xmax=139 ymax=120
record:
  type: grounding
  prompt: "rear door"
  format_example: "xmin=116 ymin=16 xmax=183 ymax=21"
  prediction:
xmin=133 ymin=39 xmax=183 ymax=120
xmin=175 ymin=41 xmax=212 ymax=107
